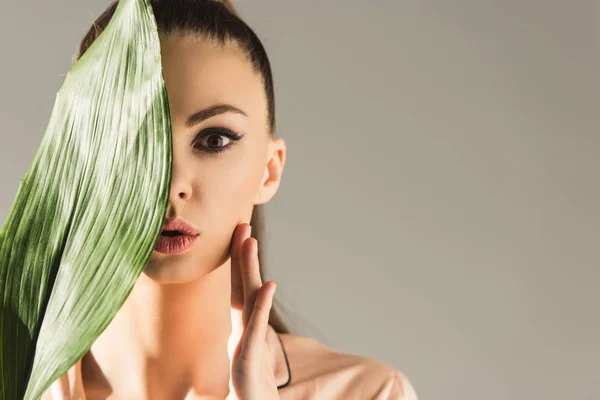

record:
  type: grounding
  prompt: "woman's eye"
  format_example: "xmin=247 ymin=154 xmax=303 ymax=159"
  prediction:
xmin=199 ymin=134 xmax=232 ymax=150
xmin=192 ymin=128 xmax=245 ymax=153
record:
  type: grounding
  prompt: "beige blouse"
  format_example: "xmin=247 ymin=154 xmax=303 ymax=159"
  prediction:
xmin=42 ymin=324 xmax=418 ymax=399
xmin=266 ymin=325 xmax=418 ymax=400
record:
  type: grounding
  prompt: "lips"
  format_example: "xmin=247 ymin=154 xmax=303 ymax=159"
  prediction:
xmin=161 ymin=230 xmax=184 ymax=237
xmin=161 ymin=217 xmax=199 ymax=236
xmin=154 ymin=217 xmax=199 ymax=254
xmin=154 ymin=234 xmax=197 ymax=254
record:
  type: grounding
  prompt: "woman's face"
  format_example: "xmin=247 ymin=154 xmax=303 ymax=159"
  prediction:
xmin=143 ymin=34 xmax=285 ymax=283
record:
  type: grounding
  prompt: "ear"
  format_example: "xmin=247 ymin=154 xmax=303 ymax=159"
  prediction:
xmin=254 ymin=137 xmax=286 ymax=205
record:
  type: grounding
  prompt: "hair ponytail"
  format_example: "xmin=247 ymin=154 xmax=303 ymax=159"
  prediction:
xmin=214 ymin=0 xmax=239 ymax=16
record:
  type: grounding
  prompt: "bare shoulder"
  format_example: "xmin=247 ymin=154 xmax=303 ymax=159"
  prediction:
xmin=277 ymin=333 xmax=418 ymax=400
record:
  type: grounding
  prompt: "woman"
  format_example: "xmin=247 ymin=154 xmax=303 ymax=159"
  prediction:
xmin=43 ymin=1 xmax=417 ymax=399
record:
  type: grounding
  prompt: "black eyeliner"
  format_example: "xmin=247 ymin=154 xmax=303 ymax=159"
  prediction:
xmin=191 ymin=127 xmax=245 ymax=154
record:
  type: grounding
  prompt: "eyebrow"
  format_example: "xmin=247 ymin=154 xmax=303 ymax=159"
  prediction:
xmin=185 ymin=104 xmax=248 ymax=127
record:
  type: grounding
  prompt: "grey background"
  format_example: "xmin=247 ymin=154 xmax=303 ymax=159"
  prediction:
xmin=1 ymin=1 xmax=598 ymax=399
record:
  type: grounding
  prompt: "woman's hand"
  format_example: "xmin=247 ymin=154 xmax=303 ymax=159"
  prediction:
xmin=228 ymin=223 xmax=280 ymax=400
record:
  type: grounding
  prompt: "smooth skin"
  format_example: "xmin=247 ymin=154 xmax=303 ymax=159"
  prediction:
xmin=228 ymin=223 xmax=279 ymax=400
xmin=50 ymin=33 xmax=287 ymax=399
xmin=58 ymin=224 xmax=279 ymax=400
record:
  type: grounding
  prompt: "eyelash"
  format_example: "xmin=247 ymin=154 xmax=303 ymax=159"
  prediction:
xmin=191 ymin=127 xmax=246 ymax=154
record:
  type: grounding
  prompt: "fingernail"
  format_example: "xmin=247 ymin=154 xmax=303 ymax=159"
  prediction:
xmin=248 ymin=224 xmax=252 ymax=237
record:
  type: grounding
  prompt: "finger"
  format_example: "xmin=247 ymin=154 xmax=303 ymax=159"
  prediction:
xmin=241 ymin=282 xmax=276 ymax=362
xmin=231 ymin=223 xmax=251 ymax=310
xmin=241 ymin=237 xmax=263 ymax=328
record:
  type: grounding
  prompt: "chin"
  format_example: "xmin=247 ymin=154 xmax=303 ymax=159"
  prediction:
xmin=142 ymin=243 xmax=229 ymax=284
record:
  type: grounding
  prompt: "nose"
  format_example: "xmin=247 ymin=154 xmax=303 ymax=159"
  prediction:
xmin=174 ymin=188 xmax=191 ymax=201
xmin=169 ymin=158 xmax=193 ymax=204
xmin=170 ymin=179 xmax=192 ymax=203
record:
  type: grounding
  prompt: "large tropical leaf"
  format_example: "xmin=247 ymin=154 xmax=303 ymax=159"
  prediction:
xmin=0 ymin=0 xmax=172 ymax=398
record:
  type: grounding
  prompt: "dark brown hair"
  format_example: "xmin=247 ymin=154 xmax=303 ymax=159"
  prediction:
xmin=75 ymin=0 xmax=290 ymax=334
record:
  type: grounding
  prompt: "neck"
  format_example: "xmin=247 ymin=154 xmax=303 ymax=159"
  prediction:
xmin=83 ymin=260 xmax=233 ymax=399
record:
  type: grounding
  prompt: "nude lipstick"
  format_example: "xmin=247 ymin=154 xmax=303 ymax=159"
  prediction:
xmin=154 ymin=217 xmax=199 ymax=254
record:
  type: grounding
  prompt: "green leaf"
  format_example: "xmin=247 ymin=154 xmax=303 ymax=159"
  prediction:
xmin=0 ymin=0 xmax=172 ymax=398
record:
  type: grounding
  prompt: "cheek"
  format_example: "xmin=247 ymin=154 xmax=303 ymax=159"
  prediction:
xmin=212 ymin=169 xmax=257 ymax=204
xmin=195 ymin=155 xmax=264 ymax=218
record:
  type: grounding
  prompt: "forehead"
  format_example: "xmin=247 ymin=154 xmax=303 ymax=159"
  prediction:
xmin=158 ymin=34 xmax=267 ymax=126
